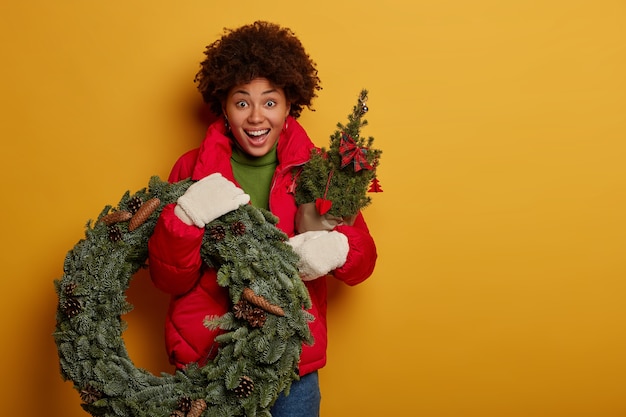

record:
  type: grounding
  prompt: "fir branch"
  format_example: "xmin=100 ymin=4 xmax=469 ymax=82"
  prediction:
xmin=295 ymin=89 xmax=382 ymax=218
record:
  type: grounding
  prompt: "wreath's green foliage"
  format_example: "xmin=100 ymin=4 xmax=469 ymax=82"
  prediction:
xmin=295 ymin=89 xmax=382 ymax=217
xmin=54 ymin=176 xmax=312 ymax=417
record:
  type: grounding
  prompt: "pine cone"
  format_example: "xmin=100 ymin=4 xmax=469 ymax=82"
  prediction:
xmin=80 ymin=384 xmax=103 ymax=404
xmin=64 ymin=282 xmax=77 ymax=296
xmin=169 ymin=411 xmax=185 ymax=417
xmin=209 ymin=225 xmax=226 ymax=241
xmin=128 ymin=198 xmax=160 ymax=231
xmin=127 ymin=196 xmax=143 ymax=215
xmin=63 ymin=296 xmax=82 ymax=318
xmin=233 ymin=300 xmax=253 ymax=320
xmin=234 ymin=376 xmax=254 ymax=398
xmin=107 ymin=225 xmax=123 ymax=242
xmin=187 ymin=399 xmax=207 ymax=417
xmin=242 ymin=287 xmax=285 ymax=317
xmin=99 ymin=210 xmax=132 ymax=226
xmin=231 ymin=221 xmax=246 ymax=236
xmin=247 ymin=308 xmax=267 ymax=328
xmin=176 ymin=396 xmax=192 ymax=413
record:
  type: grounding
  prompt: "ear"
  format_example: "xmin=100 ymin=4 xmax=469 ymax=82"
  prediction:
xmin=285 ymin=102 xmax=291 ymax=118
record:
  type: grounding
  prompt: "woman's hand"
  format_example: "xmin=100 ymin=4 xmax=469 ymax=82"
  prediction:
xmin=175 ymin=173 xmax=250 ymax=228
xmin=288 ymin=230 xmax=349 ymax=280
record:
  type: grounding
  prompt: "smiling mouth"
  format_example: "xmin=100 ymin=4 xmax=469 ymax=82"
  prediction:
xmin=245 ymin=129 xmax=270 ymax=142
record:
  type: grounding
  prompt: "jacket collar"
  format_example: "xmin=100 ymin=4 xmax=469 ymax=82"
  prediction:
xmin=191 ymin=115 xmax=314 ymax=181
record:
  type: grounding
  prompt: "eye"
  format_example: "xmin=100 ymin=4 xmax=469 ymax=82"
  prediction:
xmin=266 ymin=100 xmax=277 ymax=108
xmin=235 ymin=100 xmax=248 ymax=109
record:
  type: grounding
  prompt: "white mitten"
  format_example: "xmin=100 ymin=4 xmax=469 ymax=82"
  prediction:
xmin=288 ymin=230 xmax=349 ymax=281
xmin=175 ymin=173 xmax=250 ymax=228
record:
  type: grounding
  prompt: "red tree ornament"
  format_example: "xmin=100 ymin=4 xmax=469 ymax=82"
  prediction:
xmin=339 ymin=132 xmax=373 ymax=172
xmin=368 ymin=177 xmax=383 ymax=193
xmin=315 ymin=198 xmax=333 ymax=215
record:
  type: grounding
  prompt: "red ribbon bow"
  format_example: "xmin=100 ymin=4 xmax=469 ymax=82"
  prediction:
xmin=339 ymin=132 xmax=373 ymax=172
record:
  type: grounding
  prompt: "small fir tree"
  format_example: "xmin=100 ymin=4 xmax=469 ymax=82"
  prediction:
xmin=295 ymin=89 xmax=382 ymax=219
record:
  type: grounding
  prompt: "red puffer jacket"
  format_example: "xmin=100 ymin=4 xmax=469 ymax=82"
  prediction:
xmin=148 ymin=116 xmax=377 ymax=375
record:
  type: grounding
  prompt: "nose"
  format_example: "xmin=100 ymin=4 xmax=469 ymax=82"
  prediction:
xmin=247 ymin=105 xmax=264 ymax=123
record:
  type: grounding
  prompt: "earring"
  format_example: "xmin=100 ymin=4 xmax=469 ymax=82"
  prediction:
xmin=224 ymin=115 xmax=230 ymax=131
xmin=282 ymin=119 xmax=288 ymax=132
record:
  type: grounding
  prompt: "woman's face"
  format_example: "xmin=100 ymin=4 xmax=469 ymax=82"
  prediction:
xmin=223 ymin=78 xmax=291 ymax=157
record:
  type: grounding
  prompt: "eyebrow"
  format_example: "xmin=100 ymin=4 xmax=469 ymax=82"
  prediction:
xmin=231 ymin=89 xmax=279 ymax=96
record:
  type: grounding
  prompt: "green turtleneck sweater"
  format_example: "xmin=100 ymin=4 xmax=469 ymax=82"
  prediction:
xmin=230 ymin=144 xmax=278 ymax=210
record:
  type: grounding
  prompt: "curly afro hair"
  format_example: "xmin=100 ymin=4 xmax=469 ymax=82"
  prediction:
xmin=194 ymin=21 xmax=321 ymax=119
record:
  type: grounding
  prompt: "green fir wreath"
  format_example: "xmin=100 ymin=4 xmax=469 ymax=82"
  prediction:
xmin=54 ymin=176 xmax=313 ymax=417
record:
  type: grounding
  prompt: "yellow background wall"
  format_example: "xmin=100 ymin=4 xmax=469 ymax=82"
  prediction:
xmin=1 ymin=1 xmax=625 ymax=415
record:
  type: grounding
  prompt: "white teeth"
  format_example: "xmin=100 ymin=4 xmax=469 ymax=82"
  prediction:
xmin=247 ymin=129 xmax=269 ymax=137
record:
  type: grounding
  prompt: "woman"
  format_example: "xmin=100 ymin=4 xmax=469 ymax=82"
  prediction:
xmin=148 ymin=21 xmax=377 ymax=416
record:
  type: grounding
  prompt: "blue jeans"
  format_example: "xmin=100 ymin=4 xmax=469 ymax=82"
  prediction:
xmin=270 ymin=371 xmax=321 ymax=417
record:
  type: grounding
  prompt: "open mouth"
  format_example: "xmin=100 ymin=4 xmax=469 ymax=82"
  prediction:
xmin=245 ymin=129 xmax=270 ymax=142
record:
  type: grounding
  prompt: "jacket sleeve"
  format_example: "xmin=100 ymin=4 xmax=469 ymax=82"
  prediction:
xmin=332 ymin=212 xmax=377 ymax=286
xmin=168 ymin=148 xmax=199 ymax=182
xmin=147 ymin=148 xmax=207 ymax=295
xmin=148 ymin=201 xmax=205 ymax=296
